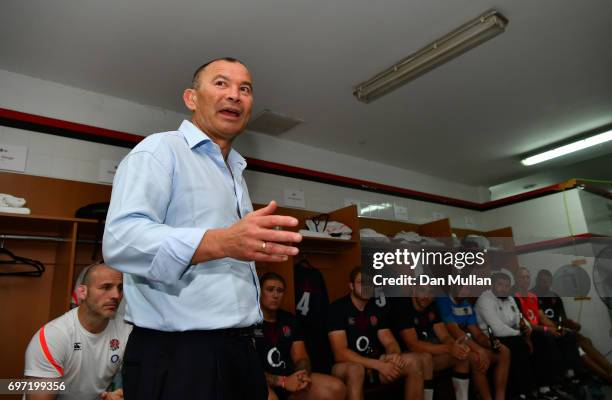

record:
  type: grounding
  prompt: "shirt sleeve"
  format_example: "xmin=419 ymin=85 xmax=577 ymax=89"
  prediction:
xmin=389 ymin=298 xmax=415 ymax=332
xmin=291 ymin=314 xmax=305 ymax=342
xmin=24 ymin=325 xmax=69 ymax=378
xmin=103 ymin=148 xmax=206 ymax=284
xmin=466 ymin=304 xmax=478 ymax=326
xmin=375 ymin=306 xmax=389 ymax=330
xmin=429 ymin=304 xmax=442 ymax=324
xmin=475 ymin=295 xmax=520 ymax=337
xmin=327 ymin=302 xmax=346 ymax=333
xmin=555 ymin=294 xmax=568 ymax=319
xmin=435 ymin=297 xmax=455 ymax=323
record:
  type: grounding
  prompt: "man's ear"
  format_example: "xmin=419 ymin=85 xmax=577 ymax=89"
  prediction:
xmin=77 ymin=284 xmax=88 ymax=302
xmin=348 ymin=282 xmax=354 ymax=292
xmin=183 ymin=89 xmax=196 ymax=111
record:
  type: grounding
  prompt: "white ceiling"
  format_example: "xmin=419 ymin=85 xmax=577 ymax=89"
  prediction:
xmin=1 ymin=0 xmax=611 ymax=187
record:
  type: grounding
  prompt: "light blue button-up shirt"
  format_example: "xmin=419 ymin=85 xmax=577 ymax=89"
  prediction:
xmin=103 ymin=120 xmax=262 ymax=331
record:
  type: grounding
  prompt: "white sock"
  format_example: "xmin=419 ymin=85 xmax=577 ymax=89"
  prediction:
xmin=452 ymin=377 xmax=469 ymax=400
xmin=540 ymin=386 xmax=550 ymax=394
xmin=424 ymin=388 xmax=434 ymax=400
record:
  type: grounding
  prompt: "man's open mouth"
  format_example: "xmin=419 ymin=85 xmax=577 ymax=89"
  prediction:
xmin=219 ymin=108 xmax=241 ymax=118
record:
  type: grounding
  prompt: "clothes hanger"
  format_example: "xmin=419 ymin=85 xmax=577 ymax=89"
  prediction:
xmin=0 ymin=242 xmax=45 ymax=277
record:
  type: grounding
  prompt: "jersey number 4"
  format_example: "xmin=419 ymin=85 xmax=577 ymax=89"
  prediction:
xmin=297 ymin=292 xmax=311 ymax=316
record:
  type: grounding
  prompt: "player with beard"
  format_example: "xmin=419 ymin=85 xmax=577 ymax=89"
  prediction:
xmin=533 ymin=269 xmax=612 ymax=384
xmin=24 ymin=263 xmax=131 ymax=400
xmin=328 ymin=267 xmax=429 ymax=400
xmin=255 ymin=272 xmax=345 ymax=400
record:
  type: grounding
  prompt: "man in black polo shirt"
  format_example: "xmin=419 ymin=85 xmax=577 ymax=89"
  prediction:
xmin=255 ymin=272 xmax=346 ymax=400
xmin=390 ymin=285 xmax=471 ymax=400
xmin=328 ymin=267 xmax=430 ymax=400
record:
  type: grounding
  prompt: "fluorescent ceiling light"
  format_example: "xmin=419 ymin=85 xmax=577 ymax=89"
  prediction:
xmin=353 ymin=10 xmax=508 ymax=103
xmin=521 ymin=129 xmax=612 ymax=166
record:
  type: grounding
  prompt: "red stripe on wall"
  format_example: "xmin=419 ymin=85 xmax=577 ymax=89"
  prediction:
xmin=0 ymin=107 xmax=581 ymax=211
xmin=0 ymin=107 xmax=143 ymax=144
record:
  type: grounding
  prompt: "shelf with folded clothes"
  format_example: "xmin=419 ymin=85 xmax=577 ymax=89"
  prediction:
xmin=253 ymin=203 xmax=362 ymax=311
xmin=0 ymin=212 xmax=98 ymax=239
xmin=358 ymin=216 xmax=454 ymax=249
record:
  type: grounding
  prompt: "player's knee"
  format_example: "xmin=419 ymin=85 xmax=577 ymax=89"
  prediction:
xmin=346 ymin=362 xmax=365 ymax=382
xmin=499 ymin=345 xmax=510 ymax=363
xmin=401 ymin=354 xmax=423 ymax=376
xmin=457 ymin=358 xmax=470 ymax=372
xmin=321 ymin=377 xmax=346 ymax=400
xmin=268 ymin=386 xmax=279 ymax=400
xmin=419 ymin=352 xmax=433 ymax=371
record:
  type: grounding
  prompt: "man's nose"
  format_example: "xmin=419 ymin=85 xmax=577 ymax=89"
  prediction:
xmin=110 ymin=287 xmax=121 ymax=299
xmin=227 ymin=86 xmax=241 ymax=103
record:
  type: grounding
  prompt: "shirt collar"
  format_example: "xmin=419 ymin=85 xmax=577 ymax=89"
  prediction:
xmin=179 ymin=120 xmax=247 ymax=171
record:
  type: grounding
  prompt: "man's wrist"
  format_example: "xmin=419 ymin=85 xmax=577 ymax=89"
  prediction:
xmin=192 ymin=229 xmax=225 ymax=263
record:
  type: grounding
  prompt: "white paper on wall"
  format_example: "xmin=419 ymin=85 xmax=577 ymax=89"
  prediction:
xmin=0 ymin=143 xmax=28 ymax=172
xmin=98 ymin=159 xmax=119 ymax=183
xmin=284 ymin=187 xmax=306 ymax=208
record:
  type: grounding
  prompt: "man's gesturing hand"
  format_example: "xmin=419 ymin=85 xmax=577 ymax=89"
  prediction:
xmin=192 ymin=201 xmax=302 ymax=264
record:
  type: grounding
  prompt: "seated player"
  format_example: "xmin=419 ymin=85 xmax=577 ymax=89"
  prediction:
xmin=477 ymin=272 xmax=552 ymax=400
xmin=24 ymin=263 xmax=131 ymax=400
xmin=390 ymin=284 xmax=471 ymax=400
xmin=255 ymin=272 xmax=346 ymax=400
xmin=328 ymin=267 xmax=429 ymax=400
xmin=515 ymin=267 xmax=581 ymax=393
xmin=533 ymin=269 xmax=612 ymax=384
xmin=437 ymin=285 xmax=510 ymax=400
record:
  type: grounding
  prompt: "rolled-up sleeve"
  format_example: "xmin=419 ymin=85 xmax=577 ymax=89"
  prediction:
xmin=103 ymin=149 xmax=205 ymax=283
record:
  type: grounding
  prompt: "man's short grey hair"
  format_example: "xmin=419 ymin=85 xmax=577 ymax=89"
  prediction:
xmin=191 ymin=57 xmax=247 ymax=89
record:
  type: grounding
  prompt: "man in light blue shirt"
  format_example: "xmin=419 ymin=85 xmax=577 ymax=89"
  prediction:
xmin=103 ymin=57 xmax=302 ymax=400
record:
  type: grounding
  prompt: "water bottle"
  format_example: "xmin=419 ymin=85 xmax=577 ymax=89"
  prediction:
xmin=487 ymin=325 xmax=500 ymax=353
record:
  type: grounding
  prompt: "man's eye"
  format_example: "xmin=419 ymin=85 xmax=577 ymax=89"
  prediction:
xmin=240 ymin=86 xmax=251 ymax=94
xmin=215 ymin=81 xmax=226 ymax=86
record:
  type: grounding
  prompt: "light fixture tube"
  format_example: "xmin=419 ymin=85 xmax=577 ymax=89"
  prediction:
xmin=353 ymin=10 xmax=508 ymax=103
xmin=521 ymin=129 xmax=612 ymax=166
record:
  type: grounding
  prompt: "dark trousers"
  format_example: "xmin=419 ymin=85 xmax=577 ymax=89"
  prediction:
xmin=556 ymin=330 xmax=583 ymax=375
xmin=499 ymin=335 xmax=535 ymax=395
xmin=122 ymin=326 xmax=268 ymax=400
xmin=531 ymin=330 xmax=563 ymax=386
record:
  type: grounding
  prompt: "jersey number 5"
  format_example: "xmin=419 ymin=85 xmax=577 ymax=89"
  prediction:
xmin=374 ymin=287 xmax=386 ymax=307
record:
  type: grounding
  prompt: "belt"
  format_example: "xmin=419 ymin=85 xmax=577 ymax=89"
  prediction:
xmin=212 ymin=326 xmax=255 ymax=337
xmin=133 ymin=325 xmax=255 ymax=337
